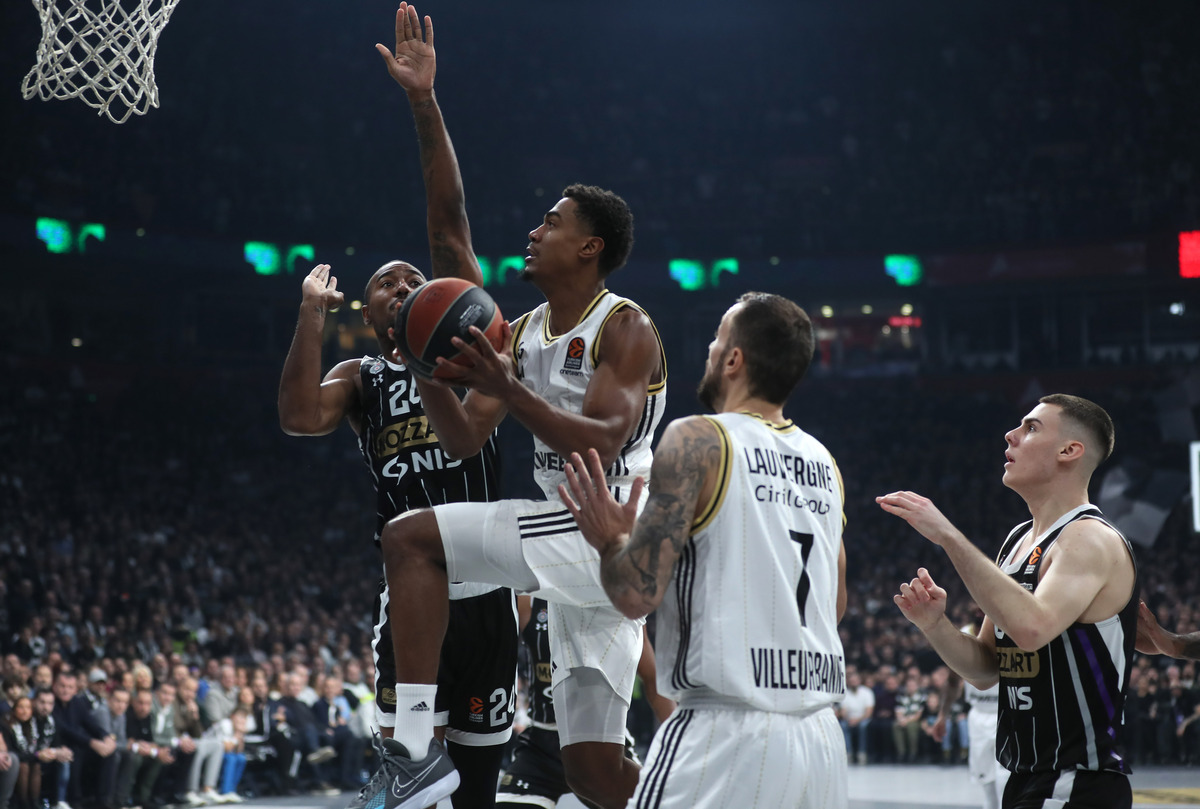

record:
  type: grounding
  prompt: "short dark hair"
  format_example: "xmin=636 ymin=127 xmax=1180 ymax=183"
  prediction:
xmin=562 ymin=184 xmax=634 ymax=275
xmin=729 ymin=292 xmax=815 ymax=404
xmin=1039 ymin=393 xmax=1115 ymax=465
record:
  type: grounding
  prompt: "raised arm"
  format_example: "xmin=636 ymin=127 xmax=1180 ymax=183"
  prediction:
xmin=279 ymin=265 xmax=361 ymax=436
xmin=879 ymin=491 xmax=1133 ymax=651
xmin=894 ymin=567 xmax=999 ymax=688
xmin=376 ymin=2 xmax=482 ymax=286
xmin=559 ymin=416 xmax=719 ymax=619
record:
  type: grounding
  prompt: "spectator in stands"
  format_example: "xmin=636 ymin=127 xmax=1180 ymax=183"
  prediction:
xmin=5 ymin=696 xmax=40 ymax=809
xmin=126 ymin=689 xmax=170 ymax=809
xmin=151 ymin=680 xmax=196 ymax=804
xmin=870 ymin=672 xmax=900 ymax=763
xmin=839 ymin=670 xmax=874 ymax=764
xmin=92 ymin=687 xmax=133 ymax=809
xmin=893 ymin=677 xmax=925 ymax=763
xmin=274 ymin=672 xmax=337 ymax=796
xmin=203 ymin=666 xmax=237 ymax=728
xmin=82 ymin=669 xmax=108 ymax=712
xmin=0 ymin=705 xmax=19 ymax=809
xmin=32 ymin=688 xmax=72 ymax=809
xmin=311 ymin=674 xmax=364 ymax=791
xmin=51 ymin=669 xmax=114 ymax=805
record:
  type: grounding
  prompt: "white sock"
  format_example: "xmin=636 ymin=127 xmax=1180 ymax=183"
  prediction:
xmin=392 ymin=683 xmax=437 ymax=760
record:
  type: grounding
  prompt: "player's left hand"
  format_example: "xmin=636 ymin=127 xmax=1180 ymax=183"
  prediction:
xmin=433 ymin=323 xmax=518 ymax=396
xmin=375 ymin=2 xmax=435 ymax=94
xmin=876 ymin=491 xmax=960 ymax=547
xmin=558 ymin=448 xmax=642 ymax=555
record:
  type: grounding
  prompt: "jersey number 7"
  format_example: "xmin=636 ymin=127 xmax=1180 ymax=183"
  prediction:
xmin=789 ymin=530 xmax=815 ymax=627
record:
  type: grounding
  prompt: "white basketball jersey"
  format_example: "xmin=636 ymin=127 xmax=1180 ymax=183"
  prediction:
xmin=965 ymin=682 xmax=999 ymax=715
xmin=656 ymin=412 xmax=847 ymax=714
xmin=511 ymin=290 xmax=667 ymax=501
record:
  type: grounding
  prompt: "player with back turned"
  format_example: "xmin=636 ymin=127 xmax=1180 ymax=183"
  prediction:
xmin=276 ymin=8 xmax=519 ymax=800
xmin=881 ymin=394 xmax=1137 ymax=808
xmin=560 ymin=292 xmax=850 ymax=809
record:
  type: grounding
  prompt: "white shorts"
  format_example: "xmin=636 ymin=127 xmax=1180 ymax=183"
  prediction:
xmin=553 ymin=667 xmax=629 ymax=747
xmin=435 ymin=499 xmax=644 ymax=704
xmin=631 ymin=706 xmax=847 ymax=809
xmin=968 ymin=709 xmax=998 ymax=784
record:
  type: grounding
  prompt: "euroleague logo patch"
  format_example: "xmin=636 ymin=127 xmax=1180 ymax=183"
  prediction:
xmin=468 ymin=696 xmax=485 ymax=723
xmin=564 ymin=337 xmax=586 ymax=371
xmin=1024 ymin=546 xmax=1043 ymax=575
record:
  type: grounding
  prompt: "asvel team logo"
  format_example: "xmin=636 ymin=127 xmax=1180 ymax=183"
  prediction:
xmin=564 ymin=337 xmax=586 ymax=371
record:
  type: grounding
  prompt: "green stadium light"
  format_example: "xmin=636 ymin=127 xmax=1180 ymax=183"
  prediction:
xmin=36 ymin=218 xmax=73 ymax=254
xmin=244 ymin=242 xmax=282 ymax=275
xmin=496 ymin=256 xmax=525 ymax=286
xmin=884 ymin=255 xmax=923 ymax=286
xmin=76 ymin=223 xmax=106 ymax=253
xmin=670 ymin=259 xmax=740 ymax=291
xmin=285 ymin=244 xmax=315 ymax=274
xmin=669 ymin=260 xmax=706 ymax=291
xmin=709 ymin=258 xmax=739 ymax=287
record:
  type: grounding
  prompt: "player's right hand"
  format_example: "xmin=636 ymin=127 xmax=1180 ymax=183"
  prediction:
xmin=301 ymin=264 xmax=343 ymax=313
xmin=375 ymin=2 xmax=435 ymax=94
xmin=894 ymin=567 xmax=948 ymax=633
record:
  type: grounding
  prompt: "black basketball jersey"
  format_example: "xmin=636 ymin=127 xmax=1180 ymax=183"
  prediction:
xmin=522 ymin=597 xmax=556 ymax=728
xmin=356 ymin=356 xmax=500 ymax=542
xmin=993 ymin=504 xmax=1138 ymax=775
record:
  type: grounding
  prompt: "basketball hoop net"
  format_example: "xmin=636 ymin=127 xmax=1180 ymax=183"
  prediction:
xmin=20 ymin=0 xmax=182 ymax=124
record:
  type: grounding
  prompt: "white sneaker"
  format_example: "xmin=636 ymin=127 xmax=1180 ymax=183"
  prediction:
xmin=215 ymin=794 xmax=244 ymax=804
xmin=185 ymin=791 xmax=214 ymax=806
xmin=53 ymin=803 xmax=74 ymax=809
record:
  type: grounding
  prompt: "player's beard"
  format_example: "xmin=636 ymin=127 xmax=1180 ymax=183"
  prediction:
xmin=696 ymin=359 xmax=726 ymax=413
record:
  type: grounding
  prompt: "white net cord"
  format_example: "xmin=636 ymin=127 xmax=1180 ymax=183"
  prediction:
xmin=20 ymin=0 xmax=182 ymax=124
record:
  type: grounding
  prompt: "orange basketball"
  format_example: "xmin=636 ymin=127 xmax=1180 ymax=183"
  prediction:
xmin=392 ymin=278 xmax=504 ymax=380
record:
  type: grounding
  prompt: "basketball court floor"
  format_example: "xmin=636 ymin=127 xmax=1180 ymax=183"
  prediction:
xmin=225 ymin=764 xmax=1200 ymax=808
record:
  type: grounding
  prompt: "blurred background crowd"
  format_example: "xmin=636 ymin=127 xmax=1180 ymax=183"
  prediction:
xmin=2 ymin=0 xmax=1200 ymax=806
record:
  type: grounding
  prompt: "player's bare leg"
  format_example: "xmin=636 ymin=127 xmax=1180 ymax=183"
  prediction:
xmin=562 ymin=742 xmax=640 ymax=809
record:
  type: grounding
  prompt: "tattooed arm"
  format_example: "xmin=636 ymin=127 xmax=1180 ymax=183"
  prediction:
xmin=377 ymin=3 xmax=483 ymax=285
xmin=560 ymin=417 xmax=721 ymax=619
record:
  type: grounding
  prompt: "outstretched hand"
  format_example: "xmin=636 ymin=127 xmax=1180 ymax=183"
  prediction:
xmin=876 ymin=491 xmax=960 ymax=547
xmin=1136 ymin=600 xmax=1165 ymax=655
xmin=558 ymin=448 xmax=644 ymax=555
xmin=894 ymin=567 xmax=948 ymax=632
xmin=375 ymin=2 xmax=436 ymax=94
xmin=301 ymin=264 xmax=343 ymax=313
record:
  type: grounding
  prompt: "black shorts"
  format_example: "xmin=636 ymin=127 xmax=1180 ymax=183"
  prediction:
xmin=1003 ymin=769 xmax=1131 ymax=809
xmin=373 ymin=580 xmax=518 ymax=746
xmin=497 ymin=726 xmax=569 ymax=804
xmin=496 ymin=725 xmax=641 ymax=805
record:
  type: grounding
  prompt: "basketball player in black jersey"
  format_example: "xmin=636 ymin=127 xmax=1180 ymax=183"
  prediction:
xmin=879 ymin=394 xmax=1138 ymax=809
xmin=276 ymin=16 xmax=518 ymax=801
xmin=497 ymin=598 xmax=673 ymax=808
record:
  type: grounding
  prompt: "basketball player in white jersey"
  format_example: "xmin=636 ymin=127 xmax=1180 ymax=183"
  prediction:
xmin=880 ymin=394 xmax=1138 ymax=808
xmin=937 ymin=649 xmax=1007 ymax=809
xmin=560 ymin=293 xmax=849 ymax=809
xmin=365 ymin=6 xmax=667 ymax=809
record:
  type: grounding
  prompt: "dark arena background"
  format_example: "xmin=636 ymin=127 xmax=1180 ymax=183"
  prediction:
xmin=2 ymin=0 xmax=1199 ymax=806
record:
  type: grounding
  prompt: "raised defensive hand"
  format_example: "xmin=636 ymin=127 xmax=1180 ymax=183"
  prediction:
xmin=558 ymin=448 xmax=644 ymax=555
xmin=876 ymin=490 xmax=961 ymax=547
xmin=375 ymin=2 xmax=436 ymax=94
xmin=1135 ymin=600 xmax=1165 ymax=655
xmin=894 ymin=567 xmax=948 ymax=632
xmin=301 ymin=264 xmax=343 ymax=313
